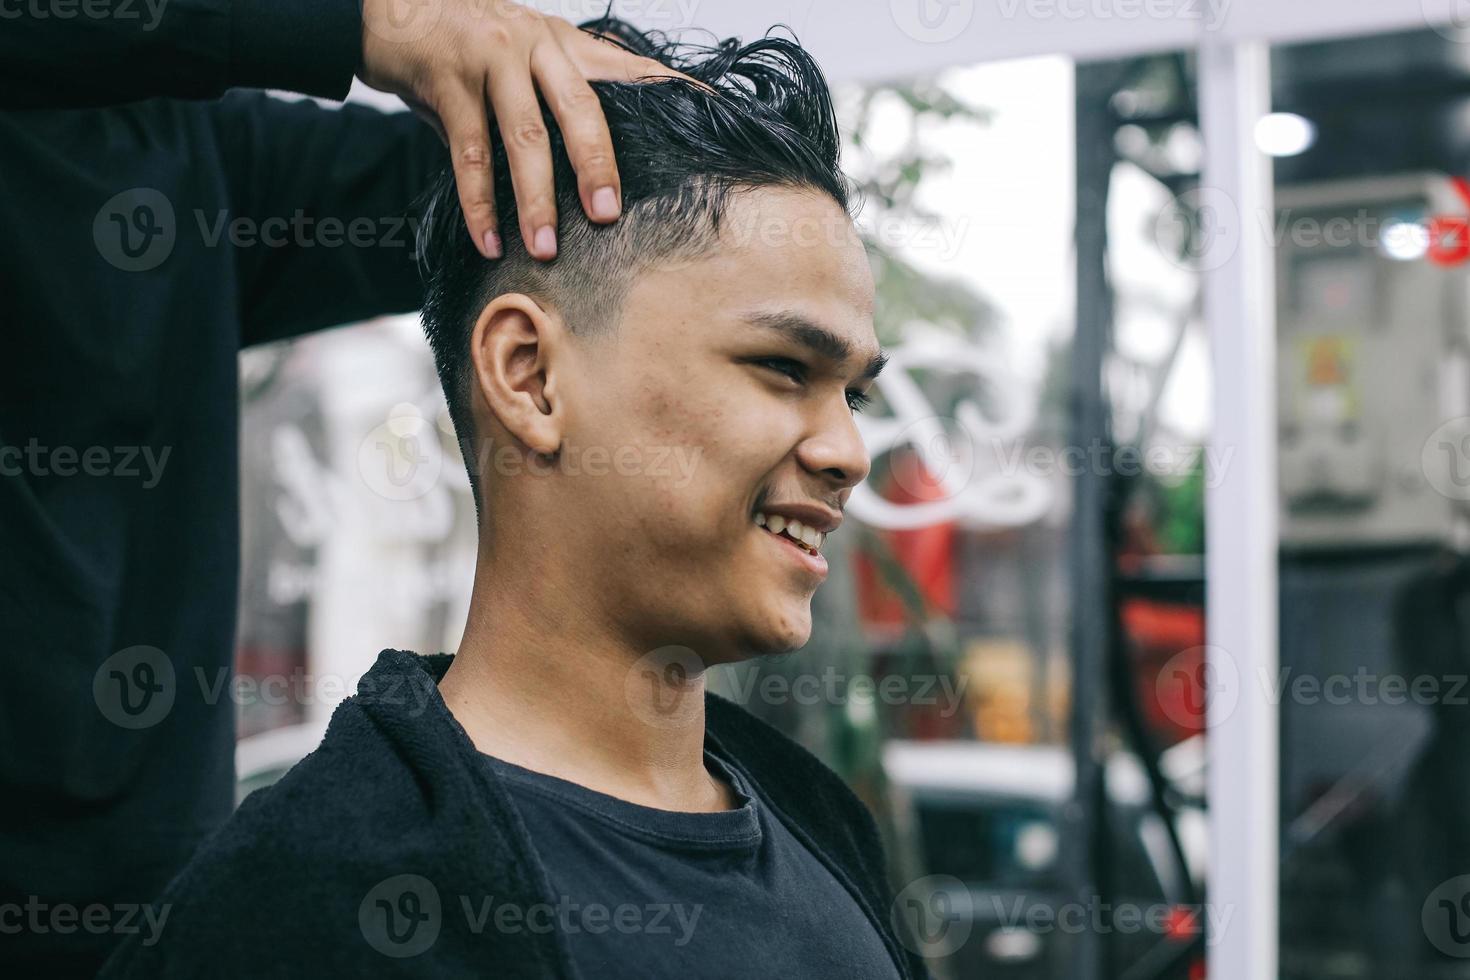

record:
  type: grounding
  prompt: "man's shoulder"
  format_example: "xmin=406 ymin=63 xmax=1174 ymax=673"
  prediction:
xmin=100 ymin=662 xmax=473 ymax=976
xmin=148 ymin=694 xmax=432 ymax=870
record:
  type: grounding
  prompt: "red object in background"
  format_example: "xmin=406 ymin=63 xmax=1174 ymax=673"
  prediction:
xmin=1121 ymin=598 xmax=1207 ymax=746
xmin=1165 ymin=905 xmax=1202 ymax=941
xmin=234 ymin=644 xmax=308 ymax=739
xmin=1427 ymin=176 xmax=1470 ymax=267
xmin=854 ymin=451 xmax=957 ymax=628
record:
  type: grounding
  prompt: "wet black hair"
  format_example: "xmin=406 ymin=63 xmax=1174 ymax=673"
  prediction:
xmin=415 ymin=16 xmax=854 ymax=512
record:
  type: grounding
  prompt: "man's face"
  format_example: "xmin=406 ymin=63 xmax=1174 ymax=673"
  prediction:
xmin=560 ymin=185 xmax=880 ymax=665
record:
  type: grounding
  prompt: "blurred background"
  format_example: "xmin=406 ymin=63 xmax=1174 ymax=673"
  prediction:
xmin=230 ymin=1 xmax=1470 ymax=977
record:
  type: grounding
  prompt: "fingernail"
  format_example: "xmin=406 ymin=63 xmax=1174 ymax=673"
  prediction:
xmin=482 ymin=230 xmax=502 ymax=259
xmin=534 ymin=226 xmax=557 ymax=257
xmin=591 ymin=186 xmax=619 ymax=221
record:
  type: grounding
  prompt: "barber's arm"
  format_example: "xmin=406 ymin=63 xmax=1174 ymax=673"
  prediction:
xmin=0 ymin=0 xmax=698 ymax=261
xmin=0 ymin=0 xmax=361 ymax=108
xmin=209 ymin=90 xmax=445 ymax=348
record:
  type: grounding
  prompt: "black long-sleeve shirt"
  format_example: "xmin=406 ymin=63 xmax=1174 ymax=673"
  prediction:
xmin=0 ymin=5 xmax=448 ymax=974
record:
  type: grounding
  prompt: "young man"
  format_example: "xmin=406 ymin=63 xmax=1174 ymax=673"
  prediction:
xmin=101 ymin=21 xmax=928 ymax=979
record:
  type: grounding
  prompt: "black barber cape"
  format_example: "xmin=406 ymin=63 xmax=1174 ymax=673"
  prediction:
xmin=99 ymin=650 xmax=932 ymax=979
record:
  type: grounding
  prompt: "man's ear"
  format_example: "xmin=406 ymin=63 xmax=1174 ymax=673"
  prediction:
xmin=468 ymin=293 xmax=565 ymax=458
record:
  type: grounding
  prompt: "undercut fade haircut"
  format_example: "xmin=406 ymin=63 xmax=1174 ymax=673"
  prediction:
xmin=415 ymin=16 xmax=856 ymax=514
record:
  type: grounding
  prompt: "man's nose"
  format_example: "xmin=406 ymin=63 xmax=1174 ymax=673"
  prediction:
xmin=796 ymin=402 xmax=871 ymax=490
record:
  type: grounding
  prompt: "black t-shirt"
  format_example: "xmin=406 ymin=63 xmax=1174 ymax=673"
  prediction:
xmin=483 ymin=742 xmax=906 ymax=979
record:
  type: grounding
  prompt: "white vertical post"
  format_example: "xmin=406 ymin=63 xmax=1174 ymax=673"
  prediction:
xmin=1198 ymin=39 xmax=1279 ymax=980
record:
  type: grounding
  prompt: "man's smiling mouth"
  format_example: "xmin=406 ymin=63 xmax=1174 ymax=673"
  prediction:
xmin=753 ymin=511 xmax=824 ymax=555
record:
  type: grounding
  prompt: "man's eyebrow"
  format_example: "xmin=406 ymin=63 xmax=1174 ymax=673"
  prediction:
xmin=742 ymin=311 xmax=888 ymax=381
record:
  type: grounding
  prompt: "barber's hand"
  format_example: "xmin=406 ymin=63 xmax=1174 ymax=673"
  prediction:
xmin=359 ymin=0 xmax=689 ymax=260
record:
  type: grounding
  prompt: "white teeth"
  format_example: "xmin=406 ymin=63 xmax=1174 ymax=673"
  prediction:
xmin=753 ymin=511 xmax=827 ymax=553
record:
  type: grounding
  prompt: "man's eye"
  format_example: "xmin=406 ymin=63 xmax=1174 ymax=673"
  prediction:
xmin=757 ymin=357 xmax=808 ymax=383
xmin=758 ymin=358 xmax=873 ymax=414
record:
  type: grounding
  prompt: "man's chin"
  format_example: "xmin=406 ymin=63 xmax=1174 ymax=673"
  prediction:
xmin=753 ymin=610 xmax=813 ymax=656
xmin=706 ymin=598 xmax=814 ymax=661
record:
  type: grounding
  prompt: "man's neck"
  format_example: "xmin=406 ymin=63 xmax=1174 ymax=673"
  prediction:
xmin=438 ymin=564 xmax=736 ymax=813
